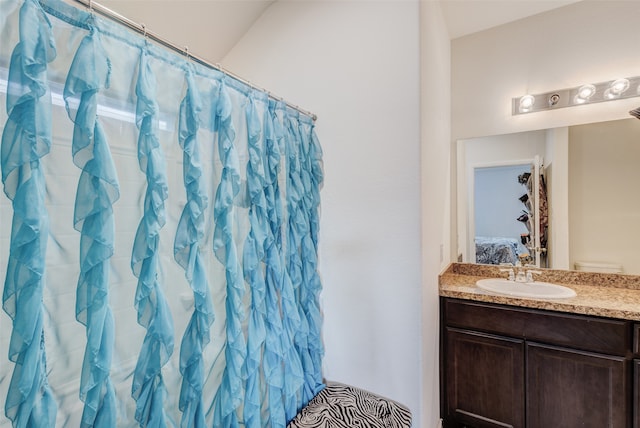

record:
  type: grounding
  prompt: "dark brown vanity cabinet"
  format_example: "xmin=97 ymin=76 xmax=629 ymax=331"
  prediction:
xmin=634 ymin=324 xmax=640 ymax=428
xmin=441 ymin=298 xmax=634 ymax=428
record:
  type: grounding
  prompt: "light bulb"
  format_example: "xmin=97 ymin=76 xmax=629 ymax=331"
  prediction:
xmin=573 ymin=84 xmax=596 ymax=105
xmin=519 ymin=95 xmax=535 ymax=112
xmin=610 ymin=78 xmax=629 ymax=95
xmin=578 ymin=84 xmax=596 ymax=99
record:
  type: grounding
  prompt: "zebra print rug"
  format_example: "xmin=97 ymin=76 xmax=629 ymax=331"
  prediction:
xmin=287 ymin=381 xmax=412 ymax=428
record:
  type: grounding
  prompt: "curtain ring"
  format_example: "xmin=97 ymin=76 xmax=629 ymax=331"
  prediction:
xmin=185 ymin=46 xmax=189 ymax=61
xmin=88 ymin=0 xmax=93 ymax=13
xmin=141 ymin=23 xmax=147 ymax=38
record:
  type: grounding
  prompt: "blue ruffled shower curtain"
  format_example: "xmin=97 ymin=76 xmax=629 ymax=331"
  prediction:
xmin=0 ymin=1 xmax=324 ymax=427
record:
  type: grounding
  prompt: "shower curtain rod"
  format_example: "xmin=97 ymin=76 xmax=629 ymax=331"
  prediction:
xmin=60 ymin=0 xmax=317 ymax=121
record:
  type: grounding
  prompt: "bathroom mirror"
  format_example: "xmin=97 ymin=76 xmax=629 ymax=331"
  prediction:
xmin=457 ymin=117 xmax=640 ymax=275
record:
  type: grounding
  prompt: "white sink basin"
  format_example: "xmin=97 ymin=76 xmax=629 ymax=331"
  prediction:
xmin=476 ymin=278 xmax=577 ymax=299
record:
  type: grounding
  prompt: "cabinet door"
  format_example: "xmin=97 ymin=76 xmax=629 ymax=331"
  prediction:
xmin=634 ymin=360 xmax=640 ymax=428
xmin=527 ymin=342 xmax=630 ymax=428
xmin=444 ymin=328 xmax=525 ymax=428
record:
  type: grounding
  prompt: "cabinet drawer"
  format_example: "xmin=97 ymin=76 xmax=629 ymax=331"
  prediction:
xmin=442 ymin=298 xmax=632 ymax=356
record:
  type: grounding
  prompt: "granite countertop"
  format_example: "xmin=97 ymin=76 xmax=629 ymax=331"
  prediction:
xmin=439 ymin=263 xmax=640 ymax=321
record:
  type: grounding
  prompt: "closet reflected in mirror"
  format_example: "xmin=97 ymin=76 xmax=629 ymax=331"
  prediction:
xmin=457 ymin=118 xmax=640 ymax=274
xmin=473 ymin=159 xmax=546 ymax=268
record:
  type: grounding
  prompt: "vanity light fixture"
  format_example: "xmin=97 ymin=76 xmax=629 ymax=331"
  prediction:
xmin=513 ymin=75 xmax=640 ymax=115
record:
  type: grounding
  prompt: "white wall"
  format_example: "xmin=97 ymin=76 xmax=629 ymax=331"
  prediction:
xmin=474 ymin=165 xmax=530 ymax=239
xmin=223 ymin=1 xmax=434 ymax=426
xmin=452 ymin=1 xmax=640 ymax=140
xmin=420 ymin=2 xmax=451 ymax=427
xmin=545 ymin=127 xmax=570 ymax=270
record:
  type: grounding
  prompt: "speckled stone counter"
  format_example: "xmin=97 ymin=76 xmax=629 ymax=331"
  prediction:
xmin=439 ymin=263 xmax=640 ymax=321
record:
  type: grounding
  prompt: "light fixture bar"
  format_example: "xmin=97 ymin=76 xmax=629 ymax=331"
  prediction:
xmin=513 ymin=76 xmax=640 ymax=115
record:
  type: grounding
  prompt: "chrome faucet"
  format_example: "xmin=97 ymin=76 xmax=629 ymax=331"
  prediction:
xmin=499 ymin=267 xmax=515 ymax=281
xmin=500 ymin=263 xmax=542 ymax=283
xmin=526 ymin=270 xmax=542 ymax=283
xmin=515 ymin=266 xmax=527 ymax=283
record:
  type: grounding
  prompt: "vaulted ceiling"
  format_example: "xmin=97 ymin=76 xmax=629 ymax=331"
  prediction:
xmin=99 ymin=0 xmax=274 ymax=62
xmin=98 ymin=0 xmax=581 ymax=64
xmin=440 ymin=0 xmax=581 ymax=39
